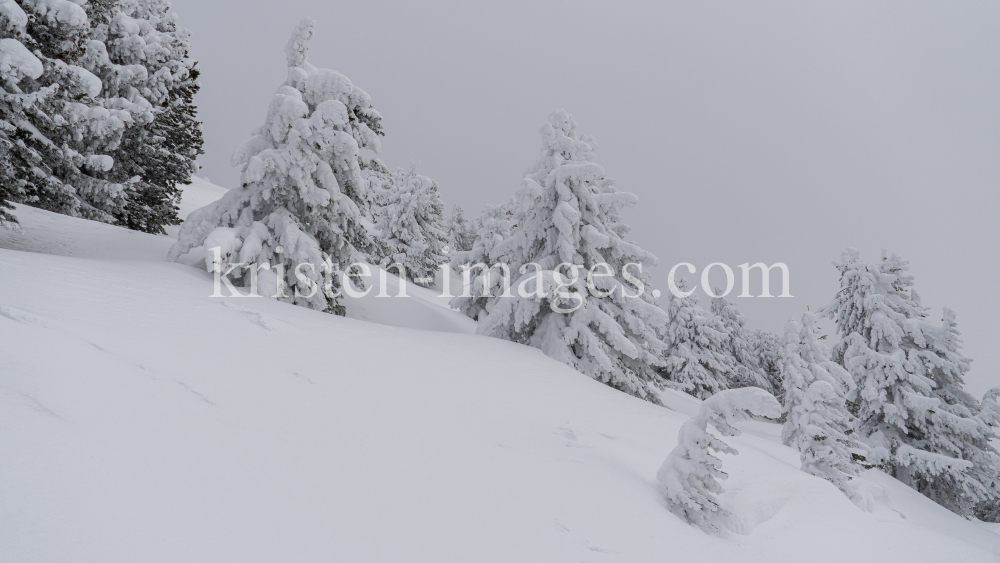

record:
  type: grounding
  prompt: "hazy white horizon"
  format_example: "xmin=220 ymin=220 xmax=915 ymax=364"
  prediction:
xmin=169 ymin=0 xmax=999 ymax=394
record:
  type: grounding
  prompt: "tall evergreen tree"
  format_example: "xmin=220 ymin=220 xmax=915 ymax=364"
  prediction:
xmin=82 ymin=0 xmax=204 ymax=233
xmin=168 ymin=18 xmax=375 ymax=314
xmin=779 ymin=312 xmax=865 ymax=502
xmin=981 ymin=387 xmax=1000 ymax=427
xmin=749 ymin=328 xmax=784 ymax=398
xmin=1 ymin=0 xmax=202 ymax=233
xmin=449 ymin=201 xmax=512 ymax=321
xmin=5 ymin=0 xmax=134 ymax=222
xmin=823 ymin=248 xmax=1000 ymax=516
xmin=0 ymin=28 xmax=48 ymax=229
xmin=659 ymin=280 xmax=735 ymax=400
xmin=976 ymin=388 xmax=1000 ymax=522
xmin=470 ymin=110 xmax=670 ymax=402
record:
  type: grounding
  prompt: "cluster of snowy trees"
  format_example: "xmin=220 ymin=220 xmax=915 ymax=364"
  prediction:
xmin=440 ymin=117 xmax=998 ymax=522
xmin=660 ymin=249 xmax=1000 ymax=533
xmin=448 ymin=110 xmax=788 ymax=406
xmin=0 ymin=0 xmax=203 ymax=234
xmin=820 ymin=249 xmax=1000 ymax=518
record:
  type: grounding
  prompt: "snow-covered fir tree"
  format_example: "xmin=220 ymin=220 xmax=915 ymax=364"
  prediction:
xmin=445 ymin=203 xmax=475 ymax=254
xmin=168 ymin=17 xmax=376 ymax=314
xmin=368 ymin=163 xmax=448 ymax=286
xmin=929 ymin=307 xmax=986 ymax=416
xmin=976 ymin=388 xmax=1000 ymax=522
xmin=448 ymin=201 xmax=512 ymax=321
xmin=0 ymin=0 xmax=201 ymax=233
xmin=0 ymin=27 xmax=48 ymax=229
xmin=83 ymin=0 xmax=204 ymax=233
xmin=921 ymin=306 xmax=1000 ymax=515
xmin=659 ymin=279 xmax=735 ymax=400
xmin=711 ymin=294 xmax=772 ymax=393
xmin=779 ymin=312 xmax=865 ymax=502
xmin=2 ymin=0 xmax=133 ymax=222
xmin=796 ymin=381 xmax=864 ymax=504
xmin=823 ymin=248 xmax=1000 ymax=517
xmin=469 ymin=110 xmax=670 ymax=402
xmin=657 ymin=387 xmax=781 ymax=534
xmin=749 ymin=328 xmax=784 ymax=398
xmin=779 ymin=312 xmax=856 ymax=445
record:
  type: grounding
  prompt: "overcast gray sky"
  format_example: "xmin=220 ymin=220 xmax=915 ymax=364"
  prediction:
xmin=169 ymin=0 xmax=999 ymax=395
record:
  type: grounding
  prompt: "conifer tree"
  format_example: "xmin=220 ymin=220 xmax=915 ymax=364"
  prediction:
xmin=0 ymin=27 xmax=48 ymax=229
xmin=660 ymin=280 xmax=735 ymax=400
xmin=750 ymin=328 xmax=784 ymax=397
xmin=711 ymin=295 xmax=771 ymax=392
xmin=1 ymin=0 xmax=201 ymax=232
xmin=169 ymin=18 xmax=375 ymax=314
xmin=975 ymin=388 xmax=1000 ymax=522
xmin=981 ymin=388 xmax=1000 ymax=427
xmin=449 ymin=201 xmax=512 ymax=321
xmin=87 ymin=0 xmax=204 ymax=234
xmin=446 ymin=203 xmax=475 ymax=253
xmin=369 ymin=163 xmax=448 ymax=285
xmin=823 ymin=248 xmax=1000 ymax=516
xmin=471 ymin=110 xmax=670 ymax=402
xmin=4 ymin=0 xmax=134 ymax=222
xmin=779 ymin=312 xmax=865 ymax=502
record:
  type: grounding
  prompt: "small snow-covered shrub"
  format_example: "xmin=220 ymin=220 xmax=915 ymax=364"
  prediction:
xmin=657 ymin=387 xmax=781 ymax=534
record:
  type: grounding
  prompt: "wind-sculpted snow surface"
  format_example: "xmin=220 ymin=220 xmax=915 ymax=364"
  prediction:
xmin=2 ymin=211 xmax=1000 ymax=561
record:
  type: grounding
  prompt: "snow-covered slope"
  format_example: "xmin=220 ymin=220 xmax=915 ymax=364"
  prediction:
xmin=177 ymin=176 xmax=231 ymax=221
xmin=1 ymin=193 xmax=998 ymax=562
xmin=0 ymin=174 xmax=228 ymax=260
xmin=0 ymin=176 xmax=476 ymax=335
xmin=0 ymin=203 xmax=175 ymax=260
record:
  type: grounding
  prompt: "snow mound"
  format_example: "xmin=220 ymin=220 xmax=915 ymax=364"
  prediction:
xmin=0 ymin=1 xmax=28 ymax=35
xmin=20 ymin=0 xmax=87 ymax=28
xmin=0 ymin=38 xmax=43 ymax=81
